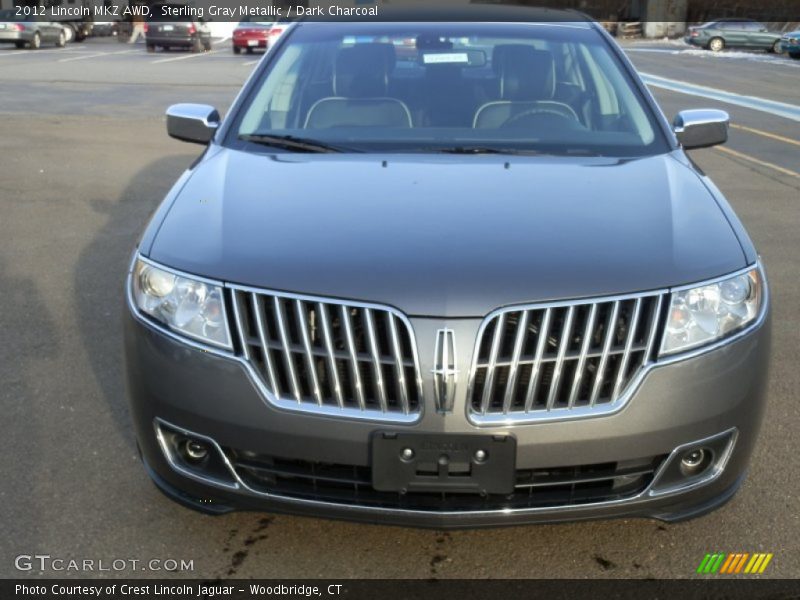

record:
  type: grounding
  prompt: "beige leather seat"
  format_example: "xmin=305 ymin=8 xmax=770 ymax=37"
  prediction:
xmin=305 ymin=44 xmax=412 ymax=129
xmin=473 ymin=45 xmax=579 ymax=129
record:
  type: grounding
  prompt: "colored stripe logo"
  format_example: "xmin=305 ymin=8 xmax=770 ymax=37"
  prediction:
xmin=696 ymin=553 xmax=773 ymax=574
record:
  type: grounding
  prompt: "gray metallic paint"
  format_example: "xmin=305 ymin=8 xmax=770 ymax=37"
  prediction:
xmin=124 ymin=305 xmax=770 ymax=526
xmin=125 ymin=16 xmax=771 ymax=526
xmin=0 ymin=20 xmax=64 ymax=45
xmin=143 ymin=149 xmax=748 ymax=318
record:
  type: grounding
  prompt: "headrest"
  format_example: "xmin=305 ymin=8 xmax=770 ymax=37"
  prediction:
xmin=334 ymin=44 xmax=396 ymax=98
xmin=492 ymin=44 xmax=556 ymax=100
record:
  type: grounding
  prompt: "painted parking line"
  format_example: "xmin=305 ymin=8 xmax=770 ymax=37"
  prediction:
xmin=151 ymin=49 xmax=223 ymax=64
xmin=57 ymin=49 xmax=140 ymax=63
xmin=715 ymin=146 xmax=800 ymax=180
xmin=730 ymin=123 xmax=800 ymax=148
xmin=242 ymin=60 xmax=259 ymax=66
xmin=0 ymin=47 xmax=81 ymax=57
xmin=641 ymin=72 xmax=800 ymax=122
xmin=626 ymin=48 xmax=679 ymax=54
xmin=203 ymin=54 xmax=253 ymax=60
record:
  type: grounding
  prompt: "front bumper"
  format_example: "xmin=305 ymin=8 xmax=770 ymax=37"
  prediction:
xmin=124 ymin=290 xmax=770 ymax=527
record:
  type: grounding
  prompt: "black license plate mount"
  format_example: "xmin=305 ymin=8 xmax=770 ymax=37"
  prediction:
xmin=371 ymin=432 xmax=516 ymax=495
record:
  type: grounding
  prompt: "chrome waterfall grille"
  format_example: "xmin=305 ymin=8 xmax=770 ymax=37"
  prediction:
xmin=230 ymin=288 xmax=423 ymax=422
xmin=469 ymin=292 xmax=665 ymax=423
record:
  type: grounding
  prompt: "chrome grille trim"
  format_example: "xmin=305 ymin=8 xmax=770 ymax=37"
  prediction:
xmin=388 ymin=313 xmax=411 ymax=414
xmin=468 ymin=290 xmax=667 ymax=425
xmin=230 ymin=286 xmax=423 ymax=423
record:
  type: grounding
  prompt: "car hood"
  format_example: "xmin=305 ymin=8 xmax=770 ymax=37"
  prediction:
xmin=146 ymin=148 xmax=746 ymax=317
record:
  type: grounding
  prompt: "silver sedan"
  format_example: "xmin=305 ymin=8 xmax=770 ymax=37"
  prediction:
xmin=0 ymin=10 xmax=66 ymax=49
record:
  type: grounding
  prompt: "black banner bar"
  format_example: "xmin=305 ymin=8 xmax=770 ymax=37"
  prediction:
xmin=4 ymin=579 xmax=800 ymax=600
xmin=15 ymin=1 xmax=800 ymax=24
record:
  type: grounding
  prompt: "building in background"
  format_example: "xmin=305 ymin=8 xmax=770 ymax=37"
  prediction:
xmin=643 ymin=0 xmax=688 ymax=38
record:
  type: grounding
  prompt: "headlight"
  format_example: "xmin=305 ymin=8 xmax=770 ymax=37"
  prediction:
xmin=660 ymin=267 xmax=763 ymax=356
xmin=131 ymin=258 xmax=232 ymax=350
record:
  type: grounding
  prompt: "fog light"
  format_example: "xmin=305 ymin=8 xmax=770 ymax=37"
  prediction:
xmin=154 ymin=419 xmax=239 ymax=490
xmin=680 ymin=448 xmax=711 ymax=476
xmin=649 ymin=429 xmax=737 ymax=497
xmin=681 ymin=449 xmax=704 ymax=467
xmin=184 ymin=439 xmax=209 ymax=462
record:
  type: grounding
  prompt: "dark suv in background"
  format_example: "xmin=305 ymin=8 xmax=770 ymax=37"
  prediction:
xmin=685 ymin=19 xmax=783 ymax=53
xmin=145 ymin=6 xmax=211 ymax=53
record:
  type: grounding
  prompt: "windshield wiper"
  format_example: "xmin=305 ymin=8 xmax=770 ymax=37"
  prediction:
xmin=238 ymin=134 xmax=360 ymax=153
xmin=435 ymin=146 xmax=544 ymax=155
xmin=561 ymin=148 xmax=604 ymax=157
xmin=436 ymin=146 xmax=608 ymax=157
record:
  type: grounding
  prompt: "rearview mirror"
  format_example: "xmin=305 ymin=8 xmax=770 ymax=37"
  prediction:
xmin=673 ymin=109 xmax=729 ymax=150
xmin=166 ymin=104 xmax=220 ymax=144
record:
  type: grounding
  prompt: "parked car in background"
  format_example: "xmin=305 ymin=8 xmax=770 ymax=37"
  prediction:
xmin=267 ymin=21 xmax=290 ymax=47
xmin=232 ymin=18 xmax=273 ymax=54
xmin=91 ymin=21 xmax=119 ymax=37
xmin=127 ymin=8 xmax=770 ymax=528
xmin=145 ymin=8 xmax=211 ymax=53
xmin=6 ymin=0 xmax=92 ymax=42
xmin=685 ymin=19 xmax=783 ymax=53
xmin=0 ymin=10 xmax=66 ymax=49
xmin=780 ymin=30 xmax=800 ymax=58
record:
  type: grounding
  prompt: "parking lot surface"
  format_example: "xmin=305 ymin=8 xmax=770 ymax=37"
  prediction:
xmin=1 ymin=38 xmax=798 ymax=579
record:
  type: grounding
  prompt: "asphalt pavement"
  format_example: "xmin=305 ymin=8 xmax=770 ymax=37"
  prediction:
xmin=0 ymin=37 xmax=798 ymax=579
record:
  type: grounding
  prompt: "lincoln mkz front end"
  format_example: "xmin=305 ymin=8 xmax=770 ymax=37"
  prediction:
xmin=124 ymin=10 xmax=770 ymax=528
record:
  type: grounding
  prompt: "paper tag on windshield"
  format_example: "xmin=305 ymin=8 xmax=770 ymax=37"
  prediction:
xmin=422 ymin=53 xmax=469 ymax=64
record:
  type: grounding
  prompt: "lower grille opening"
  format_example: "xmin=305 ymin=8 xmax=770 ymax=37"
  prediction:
xmin=225 ymin=448 xmax=666 ymax=512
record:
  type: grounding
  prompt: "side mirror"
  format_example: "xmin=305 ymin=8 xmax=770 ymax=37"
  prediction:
xmin=673 ymin=109 xmax=729 ymax=150
xmin=166 ymin=103 xmax=220 ymax=144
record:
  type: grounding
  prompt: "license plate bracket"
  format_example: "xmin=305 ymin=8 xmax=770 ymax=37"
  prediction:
xmin=371 ymin=432 xmax=516 ymax=494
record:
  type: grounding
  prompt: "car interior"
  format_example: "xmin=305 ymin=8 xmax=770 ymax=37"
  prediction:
xmin=238 ymin=28 xmax=659 ymax=153
xmin=299 ymin=41 xmax=593 ymax=133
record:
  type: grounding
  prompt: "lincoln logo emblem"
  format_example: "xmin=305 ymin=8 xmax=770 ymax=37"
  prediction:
xmin=432 ymin=328 xmax=458 ymax=413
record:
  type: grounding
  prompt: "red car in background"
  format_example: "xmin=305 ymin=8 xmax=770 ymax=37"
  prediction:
xmin=267 ymin=22 xmax=290 ymax=47
xmin=232 ymin=19 xmax=273 ymax=54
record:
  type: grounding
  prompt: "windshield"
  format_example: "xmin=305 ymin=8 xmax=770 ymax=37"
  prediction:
xmin=230 ymin=22 xmax=668 ymax=156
